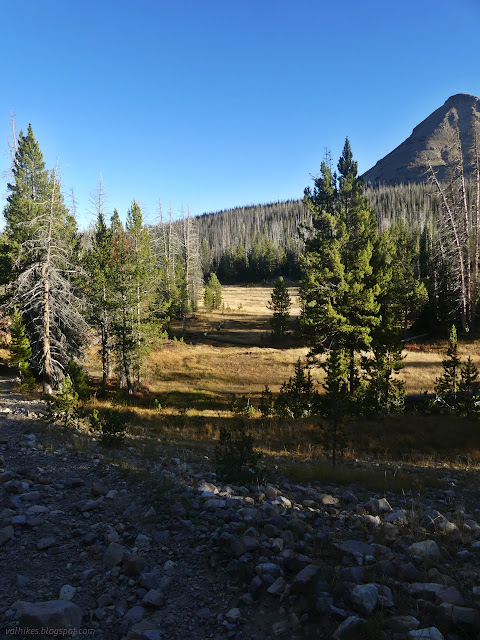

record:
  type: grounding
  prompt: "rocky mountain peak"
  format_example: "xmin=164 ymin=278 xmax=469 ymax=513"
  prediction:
xmin=363 ymin=93 xmax=480 ymax=185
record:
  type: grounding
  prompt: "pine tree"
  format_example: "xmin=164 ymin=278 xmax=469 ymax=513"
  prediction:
xmin=459 ymin=357 xmax=480 ymax=416
xmin=275 ymin=359 xmax=319 ymax=418
xmin=267 ymin=277 xmax=291 ymax=336
xmin=435 ymin=325 xmax=461 ymax=402
xmin=109 ymin=210 xmax=137 ymax=393
xmin=84 ymin=179 xmax=113 ymax=390
xmin=300 ymin=140 xmax=380 ymax=392
xmin=204 ymin=273 xmax=222 ymax=311
xmin=0 ymin=124 xmax=51 ymax=283
xmin=126 ymin=201 xmax=155 ymax=386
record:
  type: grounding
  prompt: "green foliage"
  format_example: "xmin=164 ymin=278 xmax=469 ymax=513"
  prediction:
xmin=91 ymin=408 xmax=128 ymax=447
xmin=267 ymin=276 xmax=291 ymax=336
xmin=231 ymin=394 xmax=256 ymax=417
xmin=300 ymin=139 xmax=380 ymax=393
xmin=361 ymin=346 xmax=406 ymax=416
xmin=320 ymin=346 xmax=349 ymax=464
xmin=259 ymin=385 xmax=275 ymax=417
xmin=204 ymin=272 xmax=222 ymax=311
xmin=435 ymin=325 xmax=461 ymax=401
xmin=66 ymin=359 xmax=90 ymax=400
xmin=214 ymin=421 xmax=262 ymax=483
xmin=47 ymin=376 xmax=79 ymax=428
xmin=9 ymin=306 xmax=34 ymax=389
xmin=275 ymin=359 xmax=320 ymax=418
xmin=458 ymin=357 xmax=480 ymax=415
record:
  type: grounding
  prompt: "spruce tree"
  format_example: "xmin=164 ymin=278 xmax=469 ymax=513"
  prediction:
xmin=435 ymin=325 xmax=461 ymax=401
xmin=84 ymin=189 xmax=113 ymax=390
xmin=110 ymin=210 xmax=137 ymax=393
xmin=204 ymin=273 xmax=222 ymax=311
xmin=126 ymin=201 xmax=155 ymax=386
xmin=459 ymin=357 xmax=480 ymax=416
xmin=300 ymin=139 xmax=379 ymax=393
xmin=267 ymin=276 xmax=291 ymax=336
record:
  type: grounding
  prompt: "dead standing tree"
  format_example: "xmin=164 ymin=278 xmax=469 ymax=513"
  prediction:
xmin=427 ymin=112 xmax=480 ymax=333
xmin=14 ymin=168 xmax=87 ymax=394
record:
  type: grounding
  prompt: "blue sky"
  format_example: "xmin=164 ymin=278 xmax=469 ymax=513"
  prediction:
xmin=1 ymin=0 xmax=479 ymax=229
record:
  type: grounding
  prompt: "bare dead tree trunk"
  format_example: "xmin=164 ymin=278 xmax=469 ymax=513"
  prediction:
xmin=429 ymin=162 xmax=469 ymax=331
xmin=40 ymin=174 xmax=57 ymax=395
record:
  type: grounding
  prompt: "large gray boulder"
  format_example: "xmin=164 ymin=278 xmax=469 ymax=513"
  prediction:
xmin=17 ymin=600 xmax=82 ymax=631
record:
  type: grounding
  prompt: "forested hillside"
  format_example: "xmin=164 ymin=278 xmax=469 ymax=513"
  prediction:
xmin=190 ymin=183 xmax=437 ymax=281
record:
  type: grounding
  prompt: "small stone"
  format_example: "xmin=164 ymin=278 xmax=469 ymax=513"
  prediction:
xmin=104 ymin=542 xmax=125 ymax=568
xmin=320 ymin=494 xmax=339 ymax=505
xmin=271 ymin=538 xmax=284 ymax=553
xmin=124 ymin=554 xmax=147 ymax=576
xmin=142 ymin=589 xmax=164 ymax=608
xmin=226 ymin=607 xmax=241 ymax=622
xmin=16 ymin=574 xmax=32 ymax=588
xmin=123 ymin=605 xmax=145 ymax=626
xmin=436 ymin=586 xmax=464 ymax=606
xmin=385 ymin=510 xmax=409 ymax=525
xmin=0 ymin=525 xmax=14 ymax=546
xmin=267 ymin=577 xmax=286 ymax=596
xmin=37 ymin=536 xmax=56 ymax=550
xmin=439 ymin=603 xmax=480 ymax=627
xmin=291 ymin=564 xmax=320 ymax=594
xmin=59 ymin=585 xmax=76 ymax=601
xmin=408 ymin=540 xmax=441 ymax=560
xmin=333 ymin=616 xmax=366 ymax=639
xmin=386 ymin=616 xmax=420 ymax=633
xmin=20 ymin=491 xmax=41 ymax=502
xmin=351 ymin=583 xmax=378 ymax=615
xmin=409 ymin=628 xmax=444 ymax=639
xmin=272 ymin=619 xmax=288 ymax=636
xmin=140 ymin=632 xmax=163 ymax=640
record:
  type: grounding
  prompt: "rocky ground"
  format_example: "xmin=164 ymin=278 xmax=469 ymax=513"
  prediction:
xmin=2 ymin=376 xmax=480 ymax=639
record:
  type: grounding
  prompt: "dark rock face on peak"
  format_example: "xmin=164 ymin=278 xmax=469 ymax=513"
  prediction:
xmin=363 ymin=94 xmax=480 ymax=185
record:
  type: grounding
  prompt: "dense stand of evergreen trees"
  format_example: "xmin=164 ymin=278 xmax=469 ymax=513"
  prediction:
xmin=1 ymin=124 xmax=203 ymax=394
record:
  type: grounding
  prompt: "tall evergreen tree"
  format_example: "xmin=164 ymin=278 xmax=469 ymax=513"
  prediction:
xmin=435 ymin=325 xmax=461 ymax=401
xmin=267 ymin=276 xmax=291 ymax=336
xmin=0 ymin=124 xmax=51 ymax=287
xmin=300 ymin=139 xmax=380 ymax=392
xmin=84 ymin=181 xmax=113 ymax=390
xmin=126 ymin=201 xmax=155 ymax=385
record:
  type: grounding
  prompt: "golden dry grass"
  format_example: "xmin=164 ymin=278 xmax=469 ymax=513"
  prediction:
xmin=80 ymin=285 xmax=480 ymax=466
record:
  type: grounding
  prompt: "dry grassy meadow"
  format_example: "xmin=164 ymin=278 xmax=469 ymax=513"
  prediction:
xmin=77 ymin=284 xmax=480 ymax=471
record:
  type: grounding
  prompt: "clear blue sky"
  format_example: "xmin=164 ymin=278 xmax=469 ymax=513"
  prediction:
xmin=1 ymin=0 xmax=479 ymax=229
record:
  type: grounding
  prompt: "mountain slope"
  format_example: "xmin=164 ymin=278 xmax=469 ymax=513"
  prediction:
xmin=363 ymin=93 xmax=480 ymax=185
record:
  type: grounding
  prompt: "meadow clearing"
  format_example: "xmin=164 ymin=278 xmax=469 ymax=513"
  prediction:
xmin=80 ymin=285 xmax=480 ymax=470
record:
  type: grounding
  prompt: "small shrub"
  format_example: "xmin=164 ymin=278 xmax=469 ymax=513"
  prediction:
xmin=90 ymin=408 xmax=128 ymax=447
xmin=66 ymin=359 xmax=91 ymax=400
xmin=259 ymin=385 xmax=275 ymax=417
xmin=47 ymin=376 xmax=79 ymax=428
xmin=275 ymin=359 xmax=320 ymax=418
xmin=215 ymin=421 xmax=262 ymax=483
xmin=231 ymin=394 xmax=256 ymax=417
